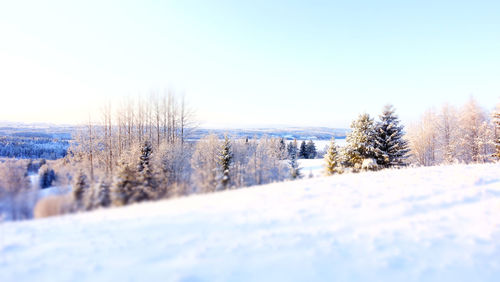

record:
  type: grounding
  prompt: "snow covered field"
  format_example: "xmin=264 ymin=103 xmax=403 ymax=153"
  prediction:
xmin=1 ymin=163 xmax=500 ymax=282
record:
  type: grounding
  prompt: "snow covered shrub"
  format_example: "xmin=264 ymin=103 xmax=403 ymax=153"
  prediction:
xmin=361 ymin=158 xmax=378 ymax=171
xmin=33 ymin=195 xmax=72 ymax=218
xmin=0 ymin=161 xmax=36 ymax=220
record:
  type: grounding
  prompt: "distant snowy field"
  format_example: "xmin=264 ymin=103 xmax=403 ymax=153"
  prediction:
xmin=1 ymin=163 xmax=500 ymax=282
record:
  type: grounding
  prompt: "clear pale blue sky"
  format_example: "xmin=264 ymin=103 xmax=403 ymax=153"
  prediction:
xmin=0 ymin=0 xmax=499 ymax=127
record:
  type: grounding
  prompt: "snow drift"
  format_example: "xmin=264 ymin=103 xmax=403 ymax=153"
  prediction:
xmin=1 ymin=163 xmax=500 ymax=282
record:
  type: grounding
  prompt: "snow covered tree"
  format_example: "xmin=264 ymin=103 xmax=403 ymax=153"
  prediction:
xmin=305 ymin=140 xmax=317 ymax=159
xmin=111 ymin=160 xmax=137 ymax=206
xmin=373 ymin=105 xmax=410 ymax=168
xmin=72 ymin=170 xmax=89 ymax=209
xmin=278 ymin=137 xmax=287 ymax=160
xmin=157 ymin=140 xmax=193 ymax=196
xmin=288 ymin=139 xmax=301 ymax=179
xmin=219 ymin=135 xmax=233 ymax=190
xmin=94 ymin=180 xmax=111 ymax=208
xmin=436 ymin=103 xmax=459 ymax=163
xmin=344 ymin=113 xmax=376 ymax=168
xmin=38 ymin=164 xmax=56 ymax=189
xmin=324 ymin=138 xmax=342 ymax=175
xmin=299 ymin=141 xmax=307 ymax=159
xmin=0 ymin=162 xmax=32 ymax=220
xmin=135 ymin=141 xmax=157 ymax=200
xmin=492 ymin=103 xmax=500 ymax=160
xmin=407 ymin=109 xmax=439 ymax=166
xmin=458 ymin=97 xmax=494 ymax=163
xmin=191 ymin=134 xmax=220 ymax=193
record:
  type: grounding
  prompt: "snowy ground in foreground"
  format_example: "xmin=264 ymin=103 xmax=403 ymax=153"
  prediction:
xmin=1 ymin=164 xmax=500 ymax=282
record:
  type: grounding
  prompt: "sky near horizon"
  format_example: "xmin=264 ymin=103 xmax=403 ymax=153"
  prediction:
xmin=0 ymin=0 xmax=499 ymax=128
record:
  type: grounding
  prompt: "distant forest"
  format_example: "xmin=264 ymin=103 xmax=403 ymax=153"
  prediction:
xmin=0 ymin=125 xmax=347 ymax=160
xmin=0 ymin=128 xmax=72 ymax=159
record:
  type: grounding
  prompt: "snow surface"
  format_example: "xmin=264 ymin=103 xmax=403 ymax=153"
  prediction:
xmin=298 ymin=159 xmax=325 ymax=178
xmin=1 ymin=164 xmax=500 ymax=282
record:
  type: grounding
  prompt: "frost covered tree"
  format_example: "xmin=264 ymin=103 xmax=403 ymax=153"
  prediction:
xmin=0 ymin=162 xmax=33 ymax=220
xmin=72 ymin=170 xmax=89 ymax=210
xmin=278 ymin=138 xmax=287 ymax=160
xmin=245 ymin=136 xmax=286 ymax=185
xmin=458 ymin=97 xmax=494 ymax=163
xmin=135 ymin=141 xmax=158 ymax=200
xmin=191 ymin=134 xmax=220 ymax=193
xmin=324 ymin=138 xmax=342 ymax=175
xmin=344 ymin=113 xmax=376 ymax=168
xmin=305 ymin=140 xmax=317 ymax=159
xmin=111 ymin=160 xmax=137 ymax=206
xmin=436 ymin=103 xmax=459 ymax=163
xmin=38 ymin=164 xmax=56 ymax=188
xmin=157 ymin=140 xmax=193 ymax=196
xmin=407 ymin=109 xmax=439 ymax=166
xmin=299 ymin=141 xmax=307 ymax=159
xmin=219 ymin=135 xmax=233 ymax=189
xmin=493 ymin=104 xmax=500 ymax=160
xmin=94 ymin=180 xmax=111 ymax=208
xmin=373 ymin=105 xmax=410 ymax=168
xmin=288 ymin=139 xmax=301 ymax=179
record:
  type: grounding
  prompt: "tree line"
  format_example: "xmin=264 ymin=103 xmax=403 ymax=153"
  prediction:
xmin=406 ymin=97 xmax=499 ymax=166
xmin=2 ymin=94 xmax=499 ymax=220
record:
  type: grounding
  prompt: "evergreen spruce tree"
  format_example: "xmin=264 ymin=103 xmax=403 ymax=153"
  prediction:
xmin=299 ymin=141 xmax=307 ymax=159
xmin=38 ymin=164 xmax=55 ymax=188
xmin=289 ymin=139 xmax=301 ymax=179
xmin=373 ymin=105 xmax=410 ymax=168
xmin=324 ymin=138 xmax=343 ymax=175
xmin=72 ymin=170 xmax=89 ymax=210
xmin=305 ymin=140 xmax=317 ymax=159
xmin=84 ymin=184 xmax=96 ymax=211
xmin=344 ymin=113 xmax=376 ymax=168
xmin=111 ymin=160 xmax=137 ymax=206
xmin=278 ymin=137 xmax=287 ymax=160
xmin=135 ymin=141 xmax=156 ymax=201
xmin=95 ymin=180 xmax=111 ymax=208
xmin=287 ymin=141 xmax=294 ymax=157
xmin=219 ymin=135 xmax=233 ymax=189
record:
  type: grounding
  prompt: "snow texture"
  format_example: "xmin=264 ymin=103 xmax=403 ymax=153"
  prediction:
xmin=1 ymin=163 xmax=500 ymax=282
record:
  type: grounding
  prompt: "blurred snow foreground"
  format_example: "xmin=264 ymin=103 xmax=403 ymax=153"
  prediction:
xmin=1 ymin=164 xmax=500 ymax=282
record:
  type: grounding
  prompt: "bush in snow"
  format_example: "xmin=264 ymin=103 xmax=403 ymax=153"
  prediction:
xmin=361 ymin=158 xmax=378 ymax=171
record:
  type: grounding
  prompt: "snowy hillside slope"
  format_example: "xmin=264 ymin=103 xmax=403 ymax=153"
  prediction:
xmin=1 ymin=164 xmax=500 ymax=282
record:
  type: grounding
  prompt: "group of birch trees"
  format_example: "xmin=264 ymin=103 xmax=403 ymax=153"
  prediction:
xmin=407 ymin=97 xmax=500 ymax=166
